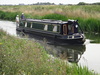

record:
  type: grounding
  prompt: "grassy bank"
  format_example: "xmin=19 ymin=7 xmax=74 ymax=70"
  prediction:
xmin=85 ymin=33 xmax=100 ymax=43
xmin=0 ymin=29 xmax=98 ymax=75
xmin=0 ymin=5 xmax=100 ymax=32
xmin=0 ymin=11 xmax=20 ymax=21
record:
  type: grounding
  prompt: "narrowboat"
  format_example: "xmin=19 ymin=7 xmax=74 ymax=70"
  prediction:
xmin=16 ymin=19 xmax=85 ymax=44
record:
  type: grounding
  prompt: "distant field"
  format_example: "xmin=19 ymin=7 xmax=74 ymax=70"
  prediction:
xmin=0 ymin=5 xmax=100 ymax=19
xmin=0 ymin=5 xmax=100 ymax=32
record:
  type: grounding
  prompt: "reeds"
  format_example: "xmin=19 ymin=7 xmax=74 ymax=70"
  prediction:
xmin=0 ymin=5 xmax=100 ymax=32
xmin=0 ymin=5 xmax=100 ymax=19
xmin=0 ymin=29 xmax=98 ymax=75
xmin=42 ymin=13 xmax=68 ymax=21
xmin=85 ymin=33 xmax=100 ymax=43
xmin=0 ymin=10 xmax=20 ymax=21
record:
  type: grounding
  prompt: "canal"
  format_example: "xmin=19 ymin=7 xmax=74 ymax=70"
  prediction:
xmin=0 ymin=20 xmax=100 ymax=73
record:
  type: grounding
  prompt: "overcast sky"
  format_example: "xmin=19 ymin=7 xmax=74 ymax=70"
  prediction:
xmin=0 ymin=0 xmax=100 ymax=5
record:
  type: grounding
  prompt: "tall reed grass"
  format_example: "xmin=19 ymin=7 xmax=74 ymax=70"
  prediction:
xmin=42 ymin=13 xmax=68 ymax=21
xmin=0 ymin=5 xmax=100 ymax=19
xmin=85 ymin=33 xmax=100 ymax=43
xmin=0 ymin=11 xmax=20 ymax=21
xmin=42 ymin=14 xmax=100 ymax=32
xmin=0 ymin=29 xmax=98 ymax=75
xmin=0 ymin=5 xmax=100 ymax=32
xmin=74 ymin=17 xmax=100 ymax=32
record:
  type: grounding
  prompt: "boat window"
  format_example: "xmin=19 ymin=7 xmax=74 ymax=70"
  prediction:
xmin=22 ymin=21 xmax=60 ymax=33
xmin=74 ymin=24 xmax=79 ymax=33
xmin=32 ymin=22 xmax=44 ymax=30
xmin=48 ymin=24 xmax=60 ymax=32
xmin=68 ymin=23 xmax=82 ymax=34
xmin=68 ymin=24 xmax=74 ymax=34
xmin=48 ymin=24 xmax=53 ymax=31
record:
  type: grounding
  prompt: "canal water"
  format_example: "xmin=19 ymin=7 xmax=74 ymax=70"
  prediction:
xmin=0 ymin=20 xmax=100 ymax=73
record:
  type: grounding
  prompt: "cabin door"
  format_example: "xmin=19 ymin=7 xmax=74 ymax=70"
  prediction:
xmin=63 ymin=24 xmax=67 ymax=35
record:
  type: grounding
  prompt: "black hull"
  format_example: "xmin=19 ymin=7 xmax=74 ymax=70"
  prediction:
xmin=16 ymin=28 xmax=85 ymax=45
xmin=57 ymin=38 xmax=84 ymax=44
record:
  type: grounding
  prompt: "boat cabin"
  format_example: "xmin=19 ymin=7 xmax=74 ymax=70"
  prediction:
xmin=16 ymin=19 xmax=85 ymax=44
xmin=18 ymin=19 xmax=82 ymax=35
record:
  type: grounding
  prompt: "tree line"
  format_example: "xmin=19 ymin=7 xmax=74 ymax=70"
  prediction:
xmin=0 ymin=2 xmax=100 ymax=6
xmin=78 ymin=2 xmax=100 ymax=5
xmin=32 ymin=2 xmax=100 ymax=5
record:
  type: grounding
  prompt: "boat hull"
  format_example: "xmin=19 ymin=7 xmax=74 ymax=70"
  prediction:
xmin=16 ymin=27 xmax=85 ymax=45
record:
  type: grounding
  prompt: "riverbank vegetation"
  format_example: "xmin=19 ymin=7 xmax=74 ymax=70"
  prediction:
xmin=85 ymin=33 xmax=100 ymax=43
xmin=0 ymin=29 xmax=98 ymax=75
xmin=0 ymin=5 xmax=100 ymax=32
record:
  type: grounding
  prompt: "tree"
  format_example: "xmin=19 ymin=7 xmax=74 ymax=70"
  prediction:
xmin=78 ymin=2 xmax=87 ymax=5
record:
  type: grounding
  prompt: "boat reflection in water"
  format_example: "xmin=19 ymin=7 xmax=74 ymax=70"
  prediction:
xmin=16 ymin=31 xmax=86 ymax=63
xmin=44 ymin=44 xmax=85 ymax=63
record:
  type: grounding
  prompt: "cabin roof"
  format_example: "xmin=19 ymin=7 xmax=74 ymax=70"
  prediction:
xmin=24 ymin=19 xmax=68 ymax=24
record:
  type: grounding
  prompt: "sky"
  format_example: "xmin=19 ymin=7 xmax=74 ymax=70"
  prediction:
xmin=0 ymin=0 xmax=100 ymax=5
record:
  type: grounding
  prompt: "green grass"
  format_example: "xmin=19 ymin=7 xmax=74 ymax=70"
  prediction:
xmin=0 ymin=5 xmax=100 ymax=32
xmin=0 ymin=11 xmax=20 ymax=21
xmin=42 ymin=14 xmax=100 ymax=32
xmin=42 ymin=13 xmax=68 ymax=21
xmin=0 ymin=29 xmax=98 ymax=75
xmin=85 ymin=33 xmax=100 ymax=43
xmin=75 ymin=18 xmax=100 ymax=32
